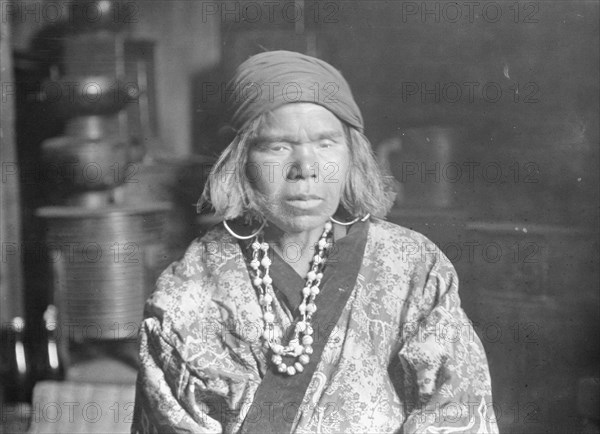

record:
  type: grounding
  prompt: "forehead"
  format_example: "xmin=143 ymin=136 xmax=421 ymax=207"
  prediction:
xmin=257 ymin=103 xmax=344 ymax=137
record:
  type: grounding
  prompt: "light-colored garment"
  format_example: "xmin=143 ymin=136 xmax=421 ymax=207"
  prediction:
xmin=132 ymin=219 xmax=498 ymax=433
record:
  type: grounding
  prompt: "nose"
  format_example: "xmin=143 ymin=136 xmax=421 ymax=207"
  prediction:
xmin=286 ymin=145 xmax=317 ymax=181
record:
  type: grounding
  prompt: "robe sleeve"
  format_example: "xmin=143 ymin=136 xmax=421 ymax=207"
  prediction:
xmin=130 ymin=241 xmax=227 ymax=434
xmin=130 ymin=316 xmax=222 ymax=434
xmin=399 ymin=257 xmax=499 ymax=434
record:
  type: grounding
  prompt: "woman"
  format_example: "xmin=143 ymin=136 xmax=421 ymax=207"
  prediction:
xmin=132 ymin=51 xmax=498 ymax=433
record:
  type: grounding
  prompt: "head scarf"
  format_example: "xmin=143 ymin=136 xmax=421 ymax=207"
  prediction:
xmin=225 ymin=50 xmax=364 ymax=133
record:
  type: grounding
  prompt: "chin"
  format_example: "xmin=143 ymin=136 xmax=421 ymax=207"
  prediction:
xmin=267 ymin=212 xmax=331 ymax=234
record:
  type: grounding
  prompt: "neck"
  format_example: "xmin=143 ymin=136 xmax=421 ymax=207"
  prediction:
xmin=263 ymin=221 xmax=347 ymax=277
xmin=264 ymin=225 xmax=325 ymax=261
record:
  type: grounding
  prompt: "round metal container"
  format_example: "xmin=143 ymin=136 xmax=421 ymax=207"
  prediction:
xmin=41 ymin=134 xmax=129 ymax=191
xmin=41 ymin=76 xmax=135 ymax=119
xmin=36 ymin=203 xmax=171 ymax=342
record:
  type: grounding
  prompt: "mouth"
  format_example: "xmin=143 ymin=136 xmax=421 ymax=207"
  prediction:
xmin=287 ymin=194 xmax=323 ymax=201
xmin=285 ymin=194 xmax=324 ymax=209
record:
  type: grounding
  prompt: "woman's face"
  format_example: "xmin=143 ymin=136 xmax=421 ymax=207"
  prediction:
xmin=247 ymin=103 xmax=351 ymax=234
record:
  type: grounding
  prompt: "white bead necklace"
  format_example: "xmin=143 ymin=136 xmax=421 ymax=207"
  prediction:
xmin=249 ymin=221 xmax=333 ymax=376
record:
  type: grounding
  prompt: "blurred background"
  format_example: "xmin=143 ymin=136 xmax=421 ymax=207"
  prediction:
xmin=0 ymin=1 xmax=598 ymax=432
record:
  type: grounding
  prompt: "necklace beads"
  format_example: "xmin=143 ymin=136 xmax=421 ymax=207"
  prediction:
xmin=250 ymin=221 xmax=332 ymax=375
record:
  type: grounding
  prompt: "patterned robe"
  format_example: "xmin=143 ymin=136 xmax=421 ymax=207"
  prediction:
xmin=131 ymin=218 xmax=498 ymax=433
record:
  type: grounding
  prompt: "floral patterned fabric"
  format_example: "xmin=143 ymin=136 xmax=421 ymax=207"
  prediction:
xmin=131 ymin=219 xmax=498 ymax=434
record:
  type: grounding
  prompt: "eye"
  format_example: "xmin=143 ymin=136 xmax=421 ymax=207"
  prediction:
xmin=318 ymin=140 xmax=335 ymax=149
xmin=268 ymin=143 xmax=290 ymax=152
xmin=256 ymin=142 xmax=289 ymax=152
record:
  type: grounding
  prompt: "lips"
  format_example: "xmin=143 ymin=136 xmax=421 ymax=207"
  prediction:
xmin=287 ymin=194 xmax=323 ymax=201
xmin=285 ymin=194 xmax=324 ymax=210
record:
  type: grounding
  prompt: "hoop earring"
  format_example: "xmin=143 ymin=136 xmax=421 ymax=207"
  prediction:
xmin=329 ymin=213 xmax=371 ymax=226
xmin=223 ymin=219 xmax=266 ymax=240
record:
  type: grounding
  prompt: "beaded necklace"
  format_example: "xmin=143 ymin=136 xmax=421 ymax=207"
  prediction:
xmin=249 ymin=221 xmax=333 ymax=376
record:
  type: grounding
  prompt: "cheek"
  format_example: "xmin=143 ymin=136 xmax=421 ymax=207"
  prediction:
xmin=247 ymin=156 xmax=272 ymax=191
xmin=246 ymin=164 xmax=283 ymax=198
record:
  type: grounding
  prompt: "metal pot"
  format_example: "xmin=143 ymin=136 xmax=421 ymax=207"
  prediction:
xmin=41 ymin=76 xmax=138 ymax=120
xmin=41 ymin=134 xmax=130 ymax=191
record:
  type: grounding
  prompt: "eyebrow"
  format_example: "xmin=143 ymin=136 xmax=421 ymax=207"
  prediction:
xmin=255 ymin=130 xmax=345 ymax=144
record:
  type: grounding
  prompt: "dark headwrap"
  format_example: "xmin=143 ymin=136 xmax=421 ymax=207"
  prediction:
xmin=225 ymin=50 xmax=364 ymax=133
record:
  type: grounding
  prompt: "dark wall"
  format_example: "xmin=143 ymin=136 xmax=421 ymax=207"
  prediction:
xmin=319 ymin=1 xmax=598 ymax=226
